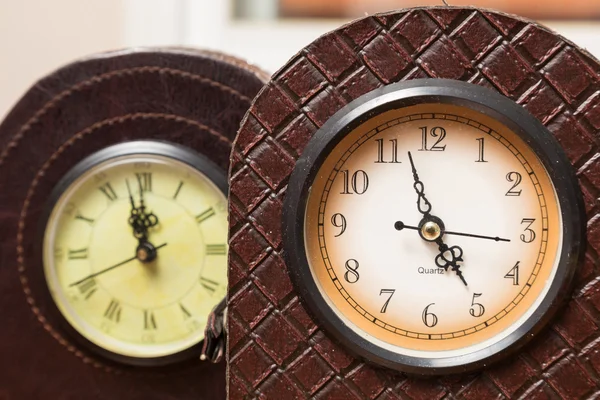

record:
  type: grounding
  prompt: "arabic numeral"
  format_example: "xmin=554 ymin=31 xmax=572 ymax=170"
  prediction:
xmin=340 ymin=170 xmax=369 ymax=195
xmin=506 ymin=172 xmax=522 ymax=196
xmin=505 ymin=261 xmax=520 ymax=285
xmin=331 ymin=213 xmax=347 ymax=237
xmin=469 ymin=293 xmax=485 ymax=317
xmin=379 ymin=289 xmax=395 ymax=313
xmin=422 ymin=303 xmax=438 ymax=327
xmin=520 ymin=218 xmax=536 ymax=243
xmin=419 ymin=126 xmax=446 ymax=151
xmin=344 ymin=259 xmax=360 ymax=283
xmin=375 ymin=138 xmax=400 ymax=163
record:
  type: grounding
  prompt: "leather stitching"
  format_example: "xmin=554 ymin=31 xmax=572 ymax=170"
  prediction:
xmin=0 ymin=66 xmax=248 ymax=167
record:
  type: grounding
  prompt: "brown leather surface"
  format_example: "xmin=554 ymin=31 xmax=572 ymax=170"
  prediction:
xmin=227 ymin=7 xmax=600 ymax=399
xmin=0 ymin=47 xmax=267 ymax=399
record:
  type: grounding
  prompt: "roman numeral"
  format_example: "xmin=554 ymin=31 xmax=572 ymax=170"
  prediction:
xmin=179 ymin=303 xmax=192 ymax=320
xmin=206 ymin=244 xmax=226 ymax=256
xmin=173 ymin=181 xmax=184 ymax=199
xmin=75 ymin=211 xmax=94 ymax=224
xmin=77 ymin=278 xmax=97 ymax=300
xmin=54 ymin=247 xmax=64 ymax=262
xmin=68 ymin=248 xmax=88 ymax=260
xmin=104 ymin=299 xmax=122 ymax=322
xmin=196 ymin=207 xmax=216 ymax=224
xmin=144 ymin=310 xmax=157 ymax=330
xmin=200 ymin=277 xmax=219 ymax=294
xmin=135 ymin=172 xmax=152 ymax=193
xmin=98 ymin=182 xmax=118 ymax=201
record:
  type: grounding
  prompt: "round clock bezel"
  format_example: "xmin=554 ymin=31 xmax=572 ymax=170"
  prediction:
xmin=39 ymin=140 xmax=228 ymax=367
xmin=282 ymin=79 xmax=585 ymax=375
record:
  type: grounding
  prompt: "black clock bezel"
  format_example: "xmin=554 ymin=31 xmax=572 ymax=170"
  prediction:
xmin=282 ymin=79 xmax=586 ymax=375
xmin=38 ymin=140 xmax=228 ymax=367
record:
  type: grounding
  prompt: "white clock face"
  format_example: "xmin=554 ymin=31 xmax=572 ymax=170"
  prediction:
xmin=303 ymin=103 xmax=562 ymax=358
xmin=43 ymin=150 xmax=228 ymax=361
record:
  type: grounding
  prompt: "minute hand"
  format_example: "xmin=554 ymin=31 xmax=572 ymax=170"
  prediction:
xmin=444 ymin=229 xmax=511 ymax=242
xmin=394 ymin=221 xmax=511 ymax=242
xmin=408 ymin=151 xmax=432 ymax=216
xmin=69 ymin=243 xmax=167 ymax=286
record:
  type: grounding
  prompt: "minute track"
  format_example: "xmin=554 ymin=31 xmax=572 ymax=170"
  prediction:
xmin=310 ymin=109 xmax=552 ymax=342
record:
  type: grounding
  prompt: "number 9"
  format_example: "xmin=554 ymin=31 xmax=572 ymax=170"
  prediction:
xmin=331 ymin=213 xmax=346 ymax=237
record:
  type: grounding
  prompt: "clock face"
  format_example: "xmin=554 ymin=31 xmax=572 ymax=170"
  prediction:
xmin=42 ymin=141 xmax=228 ymax=365
xmin=284 ymin=80 xmax=584 ymax=373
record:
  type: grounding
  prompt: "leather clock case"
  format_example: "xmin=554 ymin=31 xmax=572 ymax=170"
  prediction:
xmin=228 ymin=7 xmax=600 ymax=399
xmin=0 ymin=48 xmax=267 ymax=399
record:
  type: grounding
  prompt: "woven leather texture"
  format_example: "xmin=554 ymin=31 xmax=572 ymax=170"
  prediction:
xmin=228 ymin=7 xmax=600 ymax=399
xmin=0 ymin=48 xmax=267 ymax=399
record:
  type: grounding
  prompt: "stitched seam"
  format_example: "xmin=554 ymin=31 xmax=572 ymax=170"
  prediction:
xmin=0 ymin=66 xmax=248 ymax=167
xmin=515 ymin=27 xmax=563 ymax=66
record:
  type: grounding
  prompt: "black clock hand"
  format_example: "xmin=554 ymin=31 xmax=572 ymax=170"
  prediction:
xmin=127 ymin=178 xmax=147 ymax=240
xmin=435 ymin=241 xmax=467 ymax=286
xmin=405 ymin=152 xmax=467 ymax=285
xmin=126 ymin=179 xmax=159 ymax=242
xmin=408 ymin=151 xmax=432 ymax=216
xmin=126 ymin=179 xmax=136 ymax=210
xmin=135 ymin=175 xmax=159 ymax=234
xmin=394 ymin=221 xmax=511 ymax=242
xmin=69 ymin=242 xmax=167 ymax=287
xmin=136 ymin=173 xmax=147 ymax=214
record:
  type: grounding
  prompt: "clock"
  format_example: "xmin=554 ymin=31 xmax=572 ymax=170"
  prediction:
xmin=42 ymin=141 xmax=228 ymax=366
xmin=283 ymin=78 xmax=584 ymax=374
xmin=227 ymin=7 xmax=600 ymax=399
xmin=0 ymin=48 xmax=267 ymax=398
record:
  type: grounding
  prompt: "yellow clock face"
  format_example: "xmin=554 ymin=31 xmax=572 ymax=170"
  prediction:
xmin=43 ymin=146 xmax=228 ymax=362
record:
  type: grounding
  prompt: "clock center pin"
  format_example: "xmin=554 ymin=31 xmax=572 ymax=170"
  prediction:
xmin=136 ymin=240 xmax=158 ymax=263
xmin=421 ymin=221 xmax=441 ymax=241
xmin=417 ymin=215 xmax=446 ymax=242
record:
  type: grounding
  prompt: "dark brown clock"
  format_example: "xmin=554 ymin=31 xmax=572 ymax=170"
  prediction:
xmin=0 ymin=48 xmax=267 ymax=398
xmin=227 ymin=6 xmax=600 ymax=399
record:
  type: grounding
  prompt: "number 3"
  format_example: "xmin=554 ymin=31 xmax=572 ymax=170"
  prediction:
xmin=520 ymin=218 xmax=536 ymax=243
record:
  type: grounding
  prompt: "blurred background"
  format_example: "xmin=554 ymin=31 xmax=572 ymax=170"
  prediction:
xmin=1 ymin=0 xmax=599 ymax=120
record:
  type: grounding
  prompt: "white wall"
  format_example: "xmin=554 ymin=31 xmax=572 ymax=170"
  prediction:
xmin=0 ymin=0 xmax=126 ymax=120
xmin=0 ymin=0 xmax=599 ymax=121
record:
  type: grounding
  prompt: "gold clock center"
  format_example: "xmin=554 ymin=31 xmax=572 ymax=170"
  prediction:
xmin=137 ymin=247 xmax=150 ymax=262
xmin=421 ymin=221 xmax=441 ymax=241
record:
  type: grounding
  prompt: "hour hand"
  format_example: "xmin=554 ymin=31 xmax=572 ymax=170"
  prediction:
xmin=126 ymin=179 xmax=149 ymax=241
xmin=134 ymin=175 xmax=159 ymax=229
xmin=126 ymin=179 xmax=136 ymax=211
xmin=126 ymin=178 xmax=159 ymax=242
xmin=435 ymin=242 xmax=467 ymax=286
xmin=126 ymin=179 xmax=144 ymax=236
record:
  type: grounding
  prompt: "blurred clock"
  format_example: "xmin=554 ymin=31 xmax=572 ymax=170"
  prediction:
xmin=42 ymin=141 xmax=228 ymax=366
xmin=0 ymin=48 xmax=267 ymax=398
